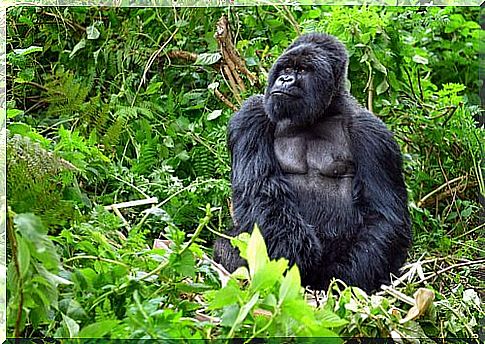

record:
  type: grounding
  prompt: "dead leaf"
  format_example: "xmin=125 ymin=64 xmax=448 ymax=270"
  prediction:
xmin=400 ymin=288 xmax=435 ymax=323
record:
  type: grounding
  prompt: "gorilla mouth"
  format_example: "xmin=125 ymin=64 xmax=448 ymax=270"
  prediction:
xmin=271 ymin=91 xmax=299 ymax=98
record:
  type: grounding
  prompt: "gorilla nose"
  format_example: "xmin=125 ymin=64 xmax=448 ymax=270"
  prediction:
xmin=277 ymin=74 xmax=295 ymax=85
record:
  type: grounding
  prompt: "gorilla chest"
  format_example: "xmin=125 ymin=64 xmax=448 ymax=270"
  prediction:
xmin=274 ymin=119 xmax=355 ymax=187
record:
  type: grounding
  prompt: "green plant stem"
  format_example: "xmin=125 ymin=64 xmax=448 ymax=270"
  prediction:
xmin=417 ymin=69 xmax=424 ymax=100
xmin=454 ymin=222 xmax=485 ymax=240
xmin=188 ymin=132 xmax=229 ymax=168
xmin=63 ymin=255 xmax=130 ymax=268
xmin=245 ymin=312 xmax=277 ymax=343
xmin=134 ymin=178 xmax=217 ymax=229
xmin=206 ymin=225 xmax=234 ymax=241
xmin=111 ymin=174 xmax=150 ymax=199
xmin=6 ymin=211 xmax=23 ymax=338
xmin=88 ymin=289 xmax=115 ymax=312
xmin=139 ymin=209 xmax=211 ymax=282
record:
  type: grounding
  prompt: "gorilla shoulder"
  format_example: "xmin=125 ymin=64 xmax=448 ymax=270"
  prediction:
xmin=228 ymin=95 xmax=267 ymax=132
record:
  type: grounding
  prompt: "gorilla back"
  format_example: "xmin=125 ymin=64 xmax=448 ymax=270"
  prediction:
xmin=214 ymin=33 xmax=411 ymax=292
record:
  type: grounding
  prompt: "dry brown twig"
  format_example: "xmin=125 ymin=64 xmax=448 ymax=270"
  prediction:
xmin=214 ymin=15 xmax=260 ymax=106
xmin=417 ymin=175 xmax=467 ymax=207
xmin=214 ymin=88 xmax=238 ymax=112
xmin=214 ymin=15 xmax=258 ymax=87
xmin=165 ymin=50 xmax=238 ymax=110
xmin=222 ymin=64 xmax=243 ymax=104
xmin=166 ymin=50 xmax=198 ymax=62
xmin=160 ymin=15 xmax=260 ymax=112
xmin=419 ymin=258 xmax=485 ymax=283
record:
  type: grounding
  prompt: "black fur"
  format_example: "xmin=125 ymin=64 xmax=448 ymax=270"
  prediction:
xmin=214 ymin=33 xmax=411 ymax=292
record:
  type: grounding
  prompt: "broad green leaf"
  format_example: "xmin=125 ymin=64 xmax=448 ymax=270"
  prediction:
xmin=62 ymin=314 xmax=80 ymax=338
xmin=262 ymin=293 xmax=277 ymax=309
xmin=231 ymin=292 xmax=259 ymax=331
xmin=15 ymin=213 xmax=47 ymax=236
xmin=231 ymin=232 xmax=250 ymax=260
xmin=281 ymin=298 xmax=311 ymax=320
xmin=69 ymin=39 xmax=86 ymax=59
xmin=209 ymin=282 xmax=241 ymax=309
xmin=220 ymin=304 xmax=240 ymax=327
xmin=251 ymin=259 xmax=288 ymax=292
xmin=17 ymin=235 xmax=31 ymax=279
xmin=38 ymin=265 xmax=72 ymax=286
xmin=267 ymin=19 xmax=283 ymax=28
xmin=174 ymin=250 xmax=196 ymax=278
xmin=194 ymin=52 xmax=221 ymax=66
xmin=463 ymin=21 xmax=480 ymax=30
xmin=14 ymin=68 xmax=35 ymax=83
xmin=412 ymin=54 xmax=428 ymax=65
xmin=15 ymin=214 xmax=60 ymax=270
xmin=306 ymin=327 xmax=341 ymax=340
xmin=35 ymin=241 xmax=61 ymax=271
xmin=231 ymin=266 xmax=250 ymax=280
xmin=145 ymin=81 xmax=163 ymax=95
xmin=176 ymin=150 xmax=190 ymax=161
xmin=207 ymin=109 xmax=223 ymax=121
xmin=361 ymin=32 xmax=371 ymax=44
xmin=369 ymin=51 xmax=387 ymax=74
xmin=246 ymin=225 xmax=269 ymax=278
xmin=279 ymin=265 xmax=301 ymax=302
xmin=307 ymin=8 xmax=321 ymax=19
xmin=76 ymin=268 xmax=97 ymax=287
xmin=29 ymin=306 xmax=48 ymax=330
xmin=59 ymin=299 xmax=88 ymax=321
xmin=7 ymin=109 xmax=24 ymax=119
xmin=30 ymin=276 xmax=58 ymax=308
xmin=376 ymin=79 xmax=389 ymax=95
xmin=317 ymin=309 xmax=349 ymax=327
xmin=78 ymin=320 xmax=118 ymax=338
xmin=86 ymin=25 xmax=100 ymax=40
xmin=8 ymin=123 xmax=50 ymax=146
xmin=460 ymin=207 xmax=473 ymax=218
xmin=13 ymin=45 xmax=42 ymax=56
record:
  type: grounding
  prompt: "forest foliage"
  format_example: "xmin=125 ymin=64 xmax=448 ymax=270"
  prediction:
xmin=5 ymin=5 xmax=484 ymax=341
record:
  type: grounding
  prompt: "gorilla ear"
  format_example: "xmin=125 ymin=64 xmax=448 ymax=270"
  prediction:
xmin=332 ymin=57 xmax=348 ymax=88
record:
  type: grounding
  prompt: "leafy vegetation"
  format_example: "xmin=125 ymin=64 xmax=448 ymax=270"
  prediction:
xmin=5 ymin=5 xmax=483 ymax=341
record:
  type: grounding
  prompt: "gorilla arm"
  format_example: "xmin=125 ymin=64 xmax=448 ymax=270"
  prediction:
xmin=332 ymin=110 xmax=412 ymax=291
xmin=213 ymin=95 xmax=322 ymax=273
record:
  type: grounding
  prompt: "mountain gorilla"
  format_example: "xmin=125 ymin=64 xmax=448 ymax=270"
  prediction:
xmin=214 ymin=33 xmax=411 ymax=292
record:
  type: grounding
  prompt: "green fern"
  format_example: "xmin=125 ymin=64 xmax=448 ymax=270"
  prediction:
xmin=7 ymin=131 xmax=80 ymax=228
xmin=43 ymin=68 xmax=92 ymax=119
xmin=190 ymin=145 xmax=215 ymax=178
xmin=103 ymin=117 xmax=125 ymax=150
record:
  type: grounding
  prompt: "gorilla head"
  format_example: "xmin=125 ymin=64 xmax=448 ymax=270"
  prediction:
xmin=264 ymin=33 xmax=349 ymax=125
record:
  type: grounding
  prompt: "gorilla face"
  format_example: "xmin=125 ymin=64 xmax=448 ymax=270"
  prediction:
xmin=264 ymin=33 xmax=349 ymax=125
